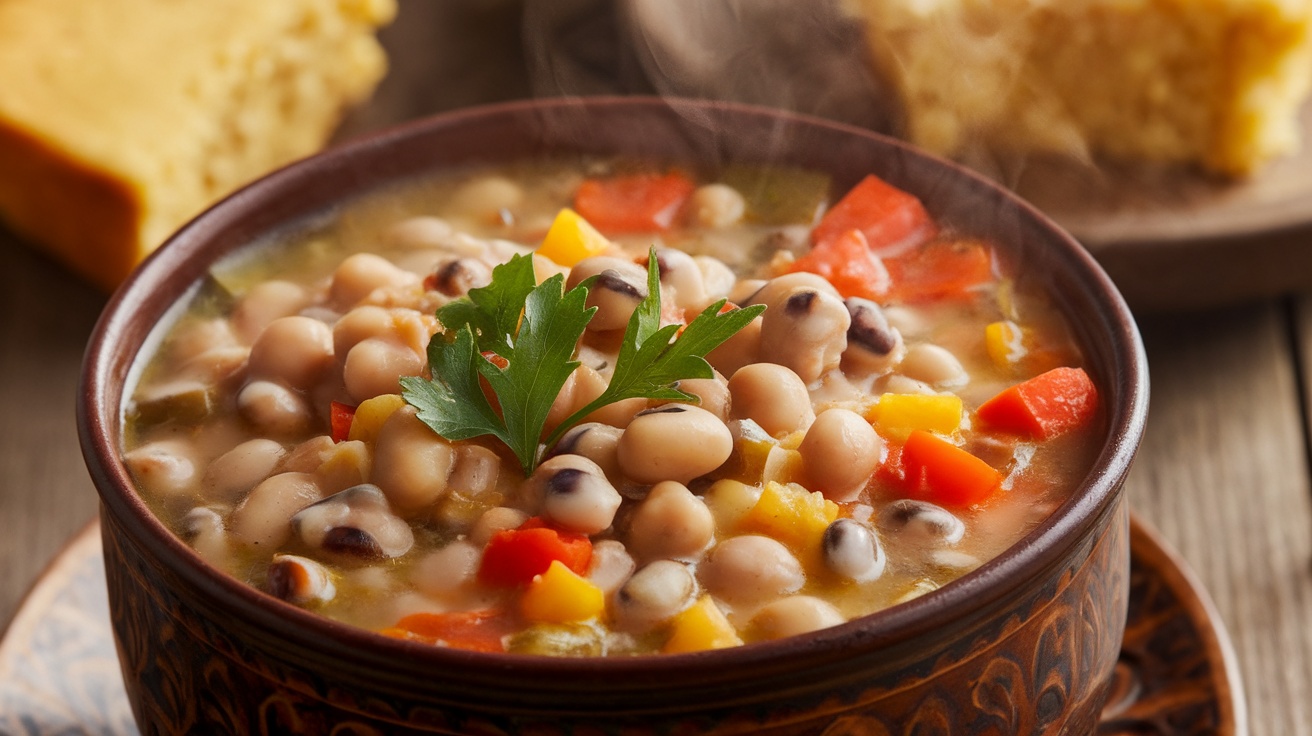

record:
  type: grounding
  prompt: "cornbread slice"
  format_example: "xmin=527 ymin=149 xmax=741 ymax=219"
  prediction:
xmin=0 ymin=0 xmax=395 ymax=291
xmin=843 ymin=0 xmax=1312 ymax=176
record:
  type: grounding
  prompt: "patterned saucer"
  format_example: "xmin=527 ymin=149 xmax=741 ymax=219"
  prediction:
xmin=0 ymin=515 xmax=1245 ymax=735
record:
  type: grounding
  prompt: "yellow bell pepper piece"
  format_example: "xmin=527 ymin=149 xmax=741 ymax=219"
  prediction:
xmin=663 ymin=596 xmax=743 ymax=653
xmin=536 ymin=208 xmax=611 ymax=267
xmin=347 ymin=393 xmax=408 ymax=444
xmin=985 ymin=320 xmax=1028 ymax=369
xmin=520 ymin=560 xmax=606 ymax=624
xmin=737 ymin=481 xmax=839 ymax=552
xmin=867 ymin=393 xmax=963 ymax=439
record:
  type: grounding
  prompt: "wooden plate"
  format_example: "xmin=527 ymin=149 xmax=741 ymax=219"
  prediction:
xmin=0 ymin=515 xmax=1246 ymax=735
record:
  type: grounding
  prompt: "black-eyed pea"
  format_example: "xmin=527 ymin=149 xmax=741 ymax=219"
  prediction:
xmin=798 ymin=408 xmax=882 ymax=501
xmin=342 ymin=337 xmax=424 ymax=402
xmin=587 ymin=540 xmax=636 ymax=596
xmin=447 ymin=444 xmax=501 ymax=498
xmin=448 ymin=175 xmax=525 ymax=222
xmin=899 ymin=343 xmax=968 ymax=388
xmin=236 ymin=380 xmax=315 ymax=437
xmin=612 ymin=560 xmax=698 ymax=633
xmin=530 ymin=454 xmax=622 ymax=535
xmin=649 ymin=247 xmax=706 ymax=311
xmin=429 ymin=258 xmax=493 ymax=297
xmin=694 ymin=256 xmax=736 ymax=305
xmin=469 ymin=506 xmax=530 ymax=546
xmin=880 ymin=375 xmax=937 ymax=395
xmin=232 ymin=281 xmax=311 ymax=344
xmin=411 ymin=541 xmax=482 ymax=598
xmin=749 ymin=596 xmax=845 ymax=640
xmin=266 ymin=554 xmax=337 ymax=606
xmin=291 ymin=483 xmax=415 ymax=561
xmin=384 ymin=216 xmax=456 ymax=250
xmin=181 ymin=506 xmax=232 ymax=567
xmin=371 ymin=407 xmax=456 ymax=513
xmin=230 ymin=471 xmax=322 ymax=549
xmin=122 ymin=440 xmax=199 ymax=501
xmin=549 ymin=422 xmax=624 ymax=482
xmin=617 ymin=405 xmax=733 ymax=485
xmin=673 ymin=371 xmax=730 ymax=422
xmin=745 ymin=272 xmax=839 ymax=309
xmin=822 ymin=519 xmax=886 ymax=582
xmin=170 ymin=317 xmax=240 ymax=364
xmin=879 ymin=499 xmax=965 ymax=546
xmin=330 ymin=253 xmax=417 ymax=310
xmin=566 ymin=256 xmax=649 ymax=332
xmin=202 ymin=438 xmax=286 ymax=503
xmin=278 ymin=435 xmax=337 ymax=474
xmin=689 ymin=183 xmax=746 ymax=229
xmin=706 ymin=313 xmax=761 ymax=377
xmin=332 ymin=305 xmax=393 ymax=357
xmin=759 ymin=287 xmax=850 ymax=384
xmin=843 ymin=297 xmax=905 ymax=374
xmin=728 ymin=363 xmax=815 ymax=437
xmin=700 ymin=535 xmax=804 ymax=607
xmin=626 ymin=481 xmax=715 ymax=562
xmin=247 ymin=316 xmax=334 ymax=391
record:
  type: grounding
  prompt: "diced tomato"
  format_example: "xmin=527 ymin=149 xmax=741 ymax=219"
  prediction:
xmin=477 ymin=517 xmax=593 ymax=587
xmin=574 ymin=172 xmax=696 ymax=234
xmin=884 ymin=239 xmax=995 ymax=303
xmin=901 ymin=429 xmax=1003 ymax=508
xmin=976 ymin=367 xmax=1099 ymax=440
xmin=380 ymin=610 xmax=513 ymax=653
xmin=811 ymin=174 xmax=937 ymax=255
xmin=787 ymin=229 xmax=891 ymax=301
xmin=329 ymin=401 xmax=356 ymax=443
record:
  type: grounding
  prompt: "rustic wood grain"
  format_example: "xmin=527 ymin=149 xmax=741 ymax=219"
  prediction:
xmin=1130 ymin=303 xmax=1312 ymax=736
xmin=0 ymin=228 xmax=105 ymax=628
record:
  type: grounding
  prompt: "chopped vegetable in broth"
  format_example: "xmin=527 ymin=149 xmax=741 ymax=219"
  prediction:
xmin=122 ymin=159 xmax=1104 ymax=656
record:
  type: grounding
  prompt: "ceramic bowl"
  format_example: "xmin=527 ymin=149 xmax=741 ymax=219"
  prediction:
xmin=79 ymin=97 xmax=1149 ymax=735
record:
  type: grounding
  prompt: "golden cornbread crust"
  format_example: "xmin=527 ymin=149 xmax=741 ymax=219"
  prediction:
xmin=844 ymin=0 xmax=1312 ymax=177
xmin=0 ymin=0 xmax=396 ymax=291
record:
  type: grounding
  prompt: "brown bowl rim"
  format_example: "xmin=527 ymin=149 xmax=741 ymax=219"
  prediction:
xmin=78 ymin=96 xmax=1149 ymax=689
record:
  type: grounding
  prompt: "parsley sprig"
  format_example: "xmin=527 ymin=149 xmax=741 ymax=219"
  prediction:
xmin=400 ymin=248 xmax=764 ymax=476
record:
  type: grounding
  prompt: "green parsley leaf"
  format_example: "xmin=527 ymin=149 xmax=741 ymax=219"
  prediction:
xmin=403 ymin=246 xmax=764 ymax=477
xmin=543 ymin=255 xmax=765 ymax=449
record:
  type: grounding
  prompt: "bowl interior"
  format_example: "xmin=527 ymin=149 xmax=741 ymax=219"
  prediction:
xmin=80 ymin=96 xmax=1148 ymax=693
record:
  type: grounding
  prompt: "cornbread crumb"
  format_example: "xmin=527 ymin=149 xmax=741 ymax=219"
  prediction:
xmin=0 ymin=0 xmax=396 ymax=291
xmin=844 ymin=0 xmax=1312 ymax=176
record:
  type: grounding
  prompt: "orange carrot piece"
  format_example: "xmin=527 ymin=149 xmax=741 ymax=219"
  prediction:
xmin=977 ymin=366 xmax=1099 ymax=440
xmin=574 ymin=172 xmax=696 ymax=233
xmin=884 ymin=239 xmax=995 ymax=303
xmin=811 ymin=174 xmax=937 ymax=255
xmin=381 ymin=610 xmax=513 ymax=653
xmin=901 ymin=429 xmax=1003 ymax=508
xmin=787 ymin=229 xmax=891 ymax=301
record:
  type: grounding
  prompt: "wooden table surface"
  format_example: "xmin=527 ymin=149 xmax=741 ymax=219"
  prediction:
xmin=3 ymin=2 xmax=1312 ymax=734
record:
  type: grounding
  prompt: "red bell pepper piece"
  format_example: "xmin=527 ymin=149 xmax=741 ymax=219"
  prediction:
xmin=380 ymin=610 xmax=513 ymax=653
xmin=884 ymin=239 xmax=995 ymax=303
xmin=477 ymin=517 xmax=593 ymax=587
xmin=787 ymin=229 xmax=891 ymax=301
xmin=811 ymin=174 xmax=937 ymax=255
xmin=329 ymin=401 xmax=356 ymax=443
xmin=901 ymin=429 xmax=1003 ymax=508
xmin=574 ymin=172 xmax=696 ymax=233
xmin=977 ymin=366 xmax=1099 ymax=440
